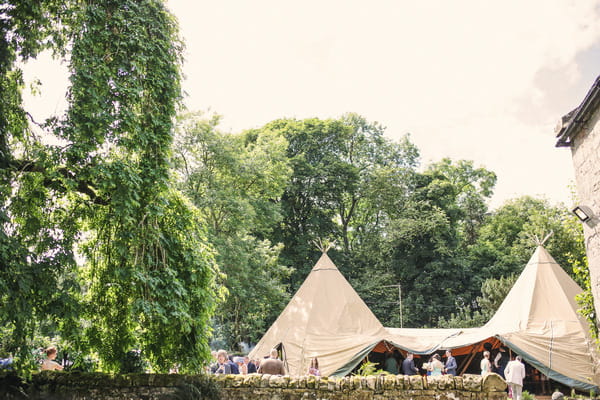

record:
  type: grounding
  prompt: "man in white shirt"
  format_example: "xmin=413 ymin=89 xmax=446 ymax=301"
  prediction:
xmin=504 ymin=356 xmax=526 ymax=400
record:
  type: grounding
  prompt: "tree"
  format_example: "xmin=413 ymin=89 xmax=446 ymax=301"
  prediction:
xmin=1 ymin=0 xmax=221 ymax=373
xmin=379 ymin=159 xmax=496 ymax=327
xmin=262 ymin=115 xmax=419 ymax=290
xmin=469 ymin=196 xmax=586 ymax=282
xmin=172 ymin=112 xmax=292 ymax=350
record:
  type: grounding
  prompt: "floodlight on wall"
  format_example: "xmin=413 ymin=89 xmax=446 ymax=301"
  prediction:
xmin=572 ymin=205 xmax=593 ymax=222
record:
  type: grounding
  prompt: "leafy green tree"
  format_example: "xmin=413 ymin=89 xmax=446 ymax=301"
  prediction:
xmin=469 ymin=196 xmax=585 ymax=282
xmin=1 ymin=0 xmax=221 ymax=373
xmin=263 ymin=115 xmax=419 ymax=290
xmin=380 ymin=159 xmax=496 ymax=327
xmin=173 ymin=112 xmax=292 ymax=350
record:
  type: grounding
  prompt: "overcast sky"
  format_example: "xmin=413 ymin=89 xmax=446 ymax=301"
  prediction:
xmin=22 ymin=1 xmax=600 ymax=209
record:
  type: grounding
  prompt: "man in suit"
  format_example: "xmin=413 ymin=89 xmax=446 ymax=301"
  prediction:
xmin=401 ymin=353 xmax=418 ymax=375
xmin=505 ymin=355 xmax=526 ymax=400
xmin=444 ymin=350 xmax=457 ymax=376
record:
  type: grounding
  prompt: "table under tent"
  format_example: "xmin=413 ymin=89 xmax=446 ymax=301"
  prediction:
xmin=249 ymin=246 xmax=600 ymax=393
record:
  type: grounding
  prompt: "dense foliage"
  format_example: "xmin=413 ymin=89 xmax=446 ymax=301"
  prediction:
xmin=1 ymin=0 xmax=220 ymax=373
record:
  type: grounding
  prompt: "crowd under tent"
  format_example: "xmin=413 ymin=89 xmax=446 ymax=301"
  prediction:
xmin=249 ymin=246 xmax=600 ymax=393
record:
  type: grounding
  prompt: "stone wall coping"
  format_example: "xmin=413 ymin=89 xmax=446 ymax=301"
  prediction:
xmin=25 ymin=370 xmax=505 ymax=392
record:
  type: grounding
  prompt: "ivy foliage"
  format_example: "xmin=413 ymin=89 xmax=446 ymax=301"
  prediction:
xmin=1 ymin=0 xmax=221 ymax=373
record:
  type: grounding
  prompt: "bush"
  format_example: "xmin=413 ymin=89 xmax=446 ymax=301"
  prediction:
xmin=119 ymin=350 xmax=148 ymax=374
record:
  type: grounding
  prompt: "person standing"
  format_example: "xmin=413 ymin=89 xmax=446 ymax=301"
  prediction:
xmin=213 ymin=349 xmax=232 ymax=374
xmin=480 ymin=351 xmax=492 ymax=375
xmin=258 ymin=348 xmax=285 ymax=375
xmin=384 ymin=351 xmax=399 ymax=374
xmin=493 ymin=346 xmax=509 ymax=378
xmin=245 ymin=356 xmax=257 ymax=374
xmin=505 ymin=356 xmax=526 ymax=400
xmin=40 ymin=346 xmax=63 ymax=371
xmin=402 ymin=353 xmax=419 ymax=375
xmin=428 ymin=353 xmax=444 ymax=376
xmin=444 ymin=350 xmax=457 ymax=376
xmin=307 ymin=357 xmax=320 ymax=376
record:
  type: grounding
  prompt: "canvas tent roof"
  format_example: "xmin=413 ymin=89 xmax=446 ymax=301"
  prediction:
xmin=248 ymin=252 xmax=386 ymax=376
xmin=334 ymin=246 xmax=600 ymax=391
xmin=250 ymin=247 xmax=600 ymax=391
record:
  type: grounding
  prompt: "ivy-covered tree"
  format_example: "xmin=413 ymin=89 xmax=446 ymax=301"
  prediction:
xmin=1 ymin=0 xmax=221 ymax=373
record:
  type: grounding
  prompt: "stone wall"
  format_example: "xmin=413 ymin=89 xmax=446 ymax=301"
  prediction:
xmin=570 ymin=102 xmax=600 ymax=320
xmin=1 ymin=371 xmax=507 ymax=400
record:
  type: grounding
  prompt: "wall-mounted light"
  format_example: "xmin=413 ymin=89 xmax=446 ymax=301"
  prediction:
xmin=572 ymin=205 xmax=593 ymax=222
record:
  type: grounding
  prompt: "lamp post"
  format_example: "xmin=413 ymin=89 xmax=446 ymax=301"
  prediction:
xmin=383 ymin=284 xmax=402 ymax=328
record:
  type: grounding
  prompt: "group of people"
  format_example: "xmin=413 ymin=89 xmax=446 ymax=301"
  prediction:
xmin=384 ymin=350 xmax=457 ymax=376
xmin=208 ymin=348 xmax=322 ymax=376
xmin=384 ymin=345 xmax=527 ymax=400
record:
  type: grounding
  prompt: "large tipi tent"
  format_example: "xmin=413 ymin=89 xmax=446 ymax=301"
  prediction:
xmin=250 ymin=247 xmax=600 ymax=392
xmin=248 ymin=252 xmax=387 ymax=376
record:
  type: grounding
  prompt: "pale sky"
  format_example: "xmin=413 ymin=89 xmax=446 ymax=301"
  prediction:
xmin=22 ymin=1 xmax=600 ymax=209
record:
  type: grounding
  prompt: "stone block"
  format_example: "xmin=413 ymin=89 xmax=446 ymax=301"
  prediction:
xmin=454 ymin=375 xmax=464 ymax=390
xmin=244 ymin=373 xmax=262 ymax=387
xmin=269 ymin=375 xmax=286 ymax=388
xmin=260 ymin=373 xmax=272 ymax=387
xmin=482 ymin=373 xmax=506 ymax=393
xmin=366 ymin=375 xmax=378 ymax=390
xmin=462 ymin=374 xmax=482 ymax=391
xmin=287 ymin=375 xmax=298 ymax=388
xmin=383 ymin=374 xmax=397 ymax=389
xmin=395 ymin=374 xmax=406 ymax=389
xmin=231 ymin=374 xmax=245 ymax=387
xmin=408 ymin=374 xmax=424 ymax=389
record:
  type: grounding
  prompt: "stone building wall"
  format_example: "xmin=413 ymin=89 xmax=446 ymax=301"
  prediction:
xmin=1 ymin=371 xmax=508 ymax=400
xmin=569 ymin=103 xmax=600 ymax=319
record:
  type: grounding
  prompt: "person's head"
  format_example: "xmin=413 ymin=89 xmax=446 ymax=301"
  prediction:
xmin=515 ymin=355 xmax=522 ymax=362
xmin=406 ymin=353 xmax=413 ymax=360
xmin=432 ymin=353 xmax=440 ymax=361
xmin=311 ymin=357 xmax=319 ymax=369
xmin=233 ymin=356 xmax=244 ymax=365
xmin=270 ymin=348 xmax=279 ymax=359
xmin=244 ymin=356 xmax=250 ymax=364
xmin=445 ymin=350 xmax=452 ymax=357
xmin=217 ymin=349 xmax=228 ymax=364
xmin=483 ymin=351 xmax=490 ymax=359
xmin=385 ymin=351 xmax=393 ymax=359
xmin=45 ymin=346 xmax=57 ymax=359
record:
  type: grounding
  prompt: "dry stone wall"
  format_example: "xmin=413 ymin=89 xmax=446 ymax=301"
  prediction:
xmin=1 ymin=371 xmax=507 ymax=400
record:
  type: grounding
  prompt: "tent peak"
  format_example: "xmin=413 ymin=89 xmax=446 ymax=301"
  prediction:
xmin=312 ymin=238 xmax=335 ymax=253
xmin=525 ymin=231 xmax=553 ymax=247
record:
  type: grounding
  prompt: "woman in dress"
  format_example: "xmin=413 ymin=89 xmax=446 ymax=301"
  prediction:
xmin=428 ymin=353 xmax=444 ymax=376
xmin=480 ymin=350 xmax=492 ymax=375
xmin=308 ymin=357 xmax=320 ymax=376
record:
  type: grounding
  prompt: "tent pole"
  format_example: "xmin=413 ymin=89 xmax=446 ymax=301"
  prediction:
xmin=459 ymin=344 xmax=479 ymax=375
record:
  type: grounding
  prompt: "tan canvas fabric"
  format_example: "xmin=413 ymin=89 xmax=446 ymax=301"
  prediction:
xmin=248 ymin=253 xmax=386 ymax=376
